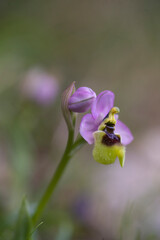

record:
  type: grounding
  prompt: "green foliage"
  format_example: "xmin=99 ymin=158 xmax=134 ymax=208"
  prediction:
xmin=12 ymin=197 xmax=33 ymax=240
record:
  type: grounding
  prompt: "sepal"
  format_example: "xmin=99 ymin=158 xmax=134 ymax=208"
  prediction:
xmin=61 ymin=82 xmax=76 ymax=131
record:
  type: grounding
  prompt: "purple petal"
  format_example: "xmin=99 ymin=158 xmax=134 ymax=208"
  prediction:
xmin=91 ymin=90 xmax=115 ymax=121
xmin=80 ymin=113 xmax=98 ymax=144
xmin=68 ymin=87 xmax=96 ymax=113
xmin=115 ymin=120 xmax=134 ymax=146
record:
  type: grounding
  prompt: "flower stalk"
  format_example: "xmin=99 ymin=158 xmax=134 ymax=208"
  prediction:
xmin=32 ymin=129 xmax=86 ymax=225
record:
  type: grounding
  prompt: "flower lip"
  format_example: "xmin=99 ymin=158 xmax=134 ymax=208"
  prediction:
xmin=102 ymin=131 xmax=120 ymax=146
xmin=102 ymin=117 xmax=121 ymax=146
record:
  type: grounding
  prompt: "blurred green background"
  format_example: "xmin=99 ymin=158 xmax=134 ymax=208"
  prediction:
xmin=0 ymin=0 xmax=160 ymax=239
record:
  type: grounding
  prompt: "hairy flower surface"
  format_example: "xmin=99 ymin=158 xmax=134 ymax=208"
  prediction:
xmin=79 ymin=90 xmax=133 ymax=167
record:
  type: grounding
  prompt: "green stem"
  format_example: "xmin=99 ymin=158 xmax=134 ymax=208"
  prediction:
xmin=32 ymin=130 xmax=74 ymax=224
xmin=32 ymin=131 xmax=86 ymax=225
xmin=70 ymin=134 xmax=86 ymax=156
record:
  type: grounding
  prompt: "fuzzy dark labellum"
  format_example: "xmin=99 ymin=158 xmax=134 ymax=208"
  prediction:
xmin=102 ymin=123 xmax=120 ymax=146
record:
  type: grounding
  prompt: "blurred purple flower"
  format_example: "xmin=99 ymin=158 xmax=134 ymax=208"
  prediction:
xmin=68 ymin=87 xmax=96 ymax=113
xmin=21 ymin=69 xmax=59 ymax=105
xmin=72 ymin=196 xmax=91 ymax=223
xmin=80 ymin=90 xmax=133 ymax=146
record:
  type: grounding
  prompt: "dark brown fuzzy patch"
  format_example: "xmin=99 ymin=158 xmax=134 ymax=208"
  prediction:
xmin=102 ymin=132 xmax=120 ymax=146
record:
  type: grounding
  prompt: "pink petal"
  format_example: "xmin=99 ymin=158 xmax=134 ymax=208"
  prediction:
xmin=91 ymin=90 xmax=115 ymax=121
xmin=68 ymin=87 xmax=96 ymax=113
xmin=115 ymin=120 xmax=134 ymax=146
xmin=80 ymin=113 xmax=98 ymax=144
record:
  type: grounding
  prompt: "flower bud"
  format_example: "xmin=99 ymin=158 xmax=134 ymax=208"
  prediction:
xmin=68 ymin=87 xmax=96 ymax=113
xmin=61 ymin=82 xmax=76 ymax=130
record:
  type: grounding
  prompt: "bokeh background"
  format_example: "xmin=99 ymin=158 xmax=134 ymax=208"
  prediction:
xmin=0 ymin=0 xmax=160 ymax=239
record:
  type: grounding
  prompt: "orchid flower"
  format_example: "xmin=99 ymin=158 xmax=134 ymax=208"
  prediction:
xmin=69 ymin=88 xmax=133 ymax=167
xmin=28 ymin=83 xmax=134 ymax=231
